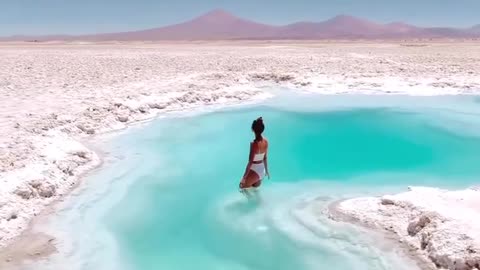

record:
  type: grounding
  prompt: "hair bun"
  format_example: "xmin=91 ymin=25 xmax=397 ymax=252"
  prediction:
xmin=257 ymin=117 xmax=263 ymax=123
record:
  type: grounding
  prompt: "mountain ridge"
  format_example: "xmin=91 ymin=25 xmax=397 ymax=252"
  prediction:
xmin=1 ymin=9 xmax=479 ymax=41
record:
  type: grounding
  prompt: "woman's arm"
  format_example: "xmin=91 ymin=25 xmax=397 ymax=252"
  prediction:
xmin=241 ymin=142 xmax=254 ymax=181
xmin=264 ymin=144 xmax=270 ymax=179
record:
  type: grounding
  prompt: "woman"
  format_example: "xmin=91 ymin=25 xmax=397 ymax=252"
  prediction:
xmin=240 ymin=117 xmax=270 ymax=190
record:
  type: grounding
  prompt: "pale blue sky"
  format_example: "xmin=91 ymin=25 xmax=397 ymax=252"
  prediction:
xmin=1 ymin=0 xmax=479 ymax=36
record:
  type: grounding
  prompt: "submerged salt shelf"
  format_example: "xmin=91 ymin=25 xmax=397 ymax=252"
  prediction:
xmin=31 ymin=94 xmax=480 ymax=270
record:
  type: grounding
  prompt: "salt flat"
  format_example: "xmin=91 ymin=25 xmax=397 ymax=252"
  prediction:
xmin=0 ymin=41 xmax=479 ymax=268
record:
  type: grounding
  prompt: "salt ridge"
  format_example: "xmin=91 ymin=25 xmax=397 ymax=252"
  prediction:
xmin=329 ymin=187 xmax=480 ymax=269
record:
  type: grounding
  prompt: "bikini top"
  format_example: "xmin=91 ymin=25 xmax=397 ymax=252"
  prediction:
xmin=253 ymin=152 xmax=265 ymax=162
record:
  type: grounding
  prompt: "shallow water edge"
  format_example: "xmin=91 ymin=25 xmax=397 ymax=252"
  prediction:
xmin=11 ymin=93 xmax=480 ymax=270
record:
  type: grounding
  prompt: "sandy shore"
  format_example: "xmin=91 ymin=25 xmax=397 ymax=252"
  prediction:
xmin=328 ymin=187 xmax=480 ymax=270
xmin=1 ymin=41 xmax=480 ymax=267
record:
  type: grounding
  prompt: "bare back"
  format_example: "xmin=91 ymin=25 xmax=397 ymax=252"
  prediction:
xmin=251 ymin=139 xmax=268 ymax=163
xmin=252 ymin=139 xmax=268 ymax=159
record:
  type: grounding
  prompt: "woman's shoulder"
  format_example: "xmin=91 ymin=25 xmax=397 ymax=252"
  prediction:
xmin=252 ymin=138 xmax=268 ymax=146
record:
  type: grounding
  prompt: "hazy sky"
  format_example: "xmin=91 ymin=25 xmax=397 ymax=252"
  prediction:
xmin=1 ymin=0 xmax=479 ymax=36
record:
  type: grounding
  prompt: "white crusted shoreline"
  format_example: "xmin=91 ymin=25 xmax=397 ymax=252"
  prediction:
xmin=0 ymin=84 xmax=269 ymax=250
xmin=1 ymin=41 xmax=480 ymax=266
xmin=329 ymin=187 xmax=480 ymax=270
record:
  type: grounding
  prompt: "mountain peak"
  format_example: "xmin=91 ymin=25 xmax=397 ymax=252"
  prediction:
xmin=329 ymin=14 xmax=361 ymax=22
xmin=322 ymin=14 xmax=380 ymax=30
xmin=333 ymin=14 xmax=354 ymax=19
xmin=204 ymin=9 xmax=232 ymax=16
xmin=388 ymin=21 xmax=409 ymax=26
xmin=195 ymin=9 xmax=239 ymax=22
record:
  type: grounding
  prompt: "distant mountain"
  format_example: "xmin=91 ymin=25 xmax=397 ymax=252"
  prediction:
xmin=1 ymin=9 xmax=479 ymax=41
xmin=276 ymin=16 xmax=422 ymax=39
xmin=0 ymin=34 xmax=72 ymax=42
xmin=82 ymin=9 xmax=278 ymax=41
xmin=470 ymin=25 xmax=480 ymax=34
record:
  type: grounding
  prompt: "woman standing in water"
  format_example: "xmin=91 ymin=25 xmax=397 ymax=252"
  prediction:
xmin=240 ymin=117 xmax=270 ymax=190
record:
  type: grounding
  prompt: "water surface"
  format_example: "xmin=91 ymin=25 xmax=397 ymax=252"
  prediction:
xmin=36 ymin=94 xmax=480 ymax=270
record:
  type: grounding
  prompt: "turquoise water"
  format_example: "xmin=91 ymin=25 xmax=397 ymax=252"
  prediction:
xmin=36 ymin=94 xmax=480 ymax=270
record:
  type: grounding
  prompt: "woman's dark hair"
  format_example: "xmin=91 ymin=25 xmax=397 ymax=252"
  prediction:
xmin=252 ymin=117 xmax=265 ymax=141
